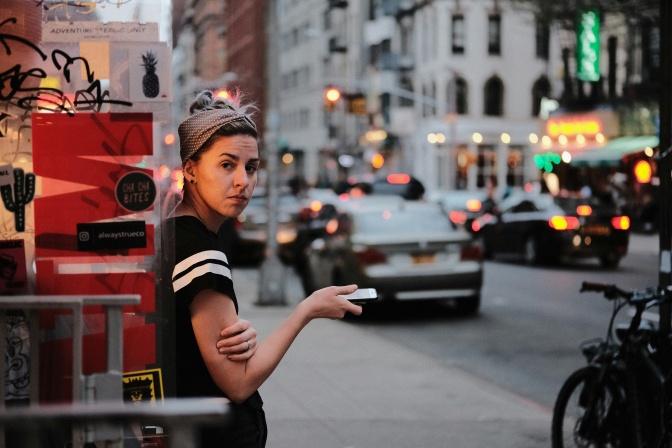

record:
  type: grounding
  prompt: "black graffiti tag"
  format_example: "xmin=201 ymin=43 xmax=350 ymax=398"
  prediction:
xmin=0 ymin=17 xmax=133 ymax=115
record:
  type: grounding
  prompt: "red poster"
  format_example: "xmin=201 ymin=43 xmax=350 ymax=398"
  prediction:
xmin=31 ymin=113 xmax=158 ymax=403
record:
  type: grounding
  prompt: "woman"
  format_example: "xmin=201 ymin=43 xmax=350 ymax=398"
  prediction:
xmin=165 ymin=90 xmax=362 ymax=447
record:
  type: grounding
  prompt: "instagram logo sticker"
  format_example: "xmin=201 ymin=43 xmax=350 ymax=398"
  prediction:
xmin=79 ymin=231 xmax=90 ymax=242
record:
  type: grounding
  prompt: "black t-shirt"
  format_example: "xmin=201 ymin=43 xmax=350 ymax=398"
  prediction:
xmin=168 ymin=216 xmax=239 ymax=399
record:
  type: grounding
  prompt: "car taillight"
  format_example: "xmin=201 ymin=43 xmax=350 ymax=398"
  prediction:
xmin=611 ymin=216 xmax=630 ymax=230
xmin=466 ymin=199 xmax=482 ymax=212
xmin=460 ymin=243 xmax=482 ymax=261
xmin=387 ymin=173 xmax=410 ymax=184
xmin=576 ymin=205 xmax=592 ymax=216
xmin=449 ymin=210 xmax=467 ymax=225
xmin=354 ymin=247 xmax=387 ymax=265
xmin=548 ymin=215 xmax=580 ymax=230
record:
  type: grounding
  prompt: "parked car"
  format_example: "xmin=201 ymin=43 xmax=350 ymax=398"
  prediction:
xmin=227 ymin=188 xmax=302 ymax=266
xmin=472 ymin=192 xmax=630 ymax=268
xmin=428 ymin=189 xmax=497 ymax=233
xmin=301 ymin=199 xmax=484 ymax=313
xmin=347 ymin=174 xmax=426 ymax=200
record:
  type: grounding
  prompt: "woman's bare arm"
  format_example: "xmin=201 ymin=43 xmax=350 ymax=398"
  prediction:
xmin=190 ymin=284 xmax=362 ymax=404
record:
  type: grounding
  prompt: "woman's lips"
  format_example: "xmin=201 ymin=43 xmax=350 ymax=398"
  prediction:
xmin=229 ymin=195 xmax=248 ymax=204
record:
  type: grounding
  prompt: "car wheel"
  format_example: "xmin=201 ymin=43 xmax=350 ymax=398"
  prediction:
xmin=600 ymin=253 xmax=621 ymax=269
xmin=481 ymin=238 xmax=493 ymax=260
xmin=299 ymin=259 xmax=318 ymax=296
xmin=523 ymin=236 xmax=539 ymax=265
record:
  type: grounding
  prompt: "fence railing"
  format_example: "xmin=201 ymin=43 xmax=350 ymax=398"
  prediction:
xmin=0 ymin=295 xmax=229 ymax=447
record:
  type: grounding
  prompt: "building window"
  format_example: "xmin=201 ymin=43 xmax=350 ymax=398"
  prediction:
xmin=456 ymin=78 xmax=468 ymax=114
xmin=452 ymin=14 xmax=465 ymax=54
xmin=477 ymin=146 xmax=497 ymax=189
xmin=447 ymin=77 xmax=468 ymax=115
xmin=507 ymin=147 xmax=525 ymax=188
xmin=400 ymin=77 xmax=413 ymax=107
xmin=484 ymin=76 xmax=504 ymax=116
xmin=422 ymin=83 xmax=436 ymax=117
xmin=535 ymin=21 xmax=549 ymax=59
xmin=488 ymin=15 xmax=501 ymax=55
xmin=455 ymin=144 xmax=469 ymax=190
xmin=531 ymin=76 xmax=551 ymax=117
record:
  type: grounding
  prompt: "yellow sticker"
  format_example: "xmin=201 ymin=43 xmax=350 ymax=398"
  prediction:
xmin=123 ymin=368 xmax=163 ymax=405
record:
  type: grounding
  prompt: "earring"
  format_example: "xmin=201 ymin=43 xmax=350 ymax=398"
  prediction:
xmin=190 ymin=179 xmax=195 ymax=184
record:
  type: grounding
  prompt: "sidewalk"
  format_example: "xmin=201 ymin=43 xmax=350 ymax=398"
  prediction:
xmin=233 ymin=266 xmax=552 ymax=448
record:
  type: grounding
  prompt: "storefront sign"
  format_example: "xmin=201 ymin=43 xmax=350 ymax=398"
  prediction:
xmin=77 ymin=220 xmax=147 ymax=252
xmin=547 ymin=116 xmax=602 ymax=138
xmin=43 ymin=21 xmax=159 ymax=43
xmin=576 ymin=9 xmax=601 ymax=82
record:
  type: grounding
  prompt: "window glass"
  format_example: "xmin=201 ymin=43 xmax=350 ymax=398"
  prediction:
xmin=488 ymin=15 xmax=501 ymax=55
xmin=353 ymin=209 xmax=453 ymax=235
xmin=452 ymin=15 xmax=465 ymax=54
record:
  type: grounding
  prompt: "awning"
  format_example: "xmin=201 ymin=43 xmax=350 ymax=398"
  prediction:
xmin=570 ymin=135 xmax=659 ymax=167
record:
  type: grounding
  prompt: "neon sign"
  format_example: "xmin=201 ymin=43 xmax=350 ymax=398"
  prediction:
xmin=546 ymin=116 xmax=602 ymax=138
xmin=576 ymin=9 xmax=601 ymax=82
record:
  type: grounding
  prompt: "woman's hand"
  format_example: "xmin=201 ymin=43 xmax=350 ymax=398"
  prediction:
xmin=300 ymin=284 xmax=363 ymax=320
xmin=216 ymin=319 xmax=258 ymax=361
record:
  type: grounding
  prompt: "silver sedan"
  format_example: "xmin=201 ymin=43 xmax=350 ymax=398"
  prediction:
xmin=302 ymin=199 xmax=484 ymax=314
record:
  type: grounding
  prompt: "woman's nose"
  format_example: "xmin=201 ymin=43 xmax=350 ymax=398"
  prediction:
xmin=234 ymin=166 xmax=249 ymax=187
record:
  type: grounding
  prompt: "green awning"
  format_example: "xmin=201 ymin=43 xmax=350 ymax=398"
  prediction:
xmin=570 ymin=135 xmax=658 ymax=167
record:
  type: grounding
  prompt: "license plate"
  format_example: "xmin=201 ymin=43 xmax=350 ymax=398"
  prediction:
xmin=412 ymin=254 xmax=436 ymax=264
xmin=583 ymin=224 xmax=610 ymax=236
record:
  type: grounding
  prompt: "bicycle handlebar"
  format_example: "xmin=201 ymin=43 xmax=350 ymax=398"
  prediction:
xmin=580 ymin=281 xmax=672 ymax=306
xmin=580 ymin=281 xmax=631 ymax=300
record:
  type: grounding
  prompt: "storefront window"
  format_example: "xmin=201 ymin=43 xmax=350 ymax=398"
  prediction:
xmin=477 ymin=145 xmax=496 ymax=188
xmin=1 ymin=0 xmax=173 ymax=414
xmin=507 ymin=147 xmax=525 ymax=187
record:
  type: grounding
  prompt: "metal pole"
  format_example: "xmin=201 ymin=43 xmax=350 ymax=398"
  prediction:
xmin=658 ymin=0 xmax=672 ymax=361
xmin=257 ymin=0 xmax=287 ymax=305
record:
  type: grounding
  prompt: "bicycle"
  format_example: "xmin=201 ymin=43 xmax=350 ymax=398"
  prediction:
xmin=551 ymin=281 xmax=672 ymax=448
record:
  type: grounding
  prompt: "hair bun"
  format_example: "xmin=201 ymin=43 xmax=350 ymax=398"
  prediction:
xmin=189 ymin=90 xmax=241 ymax=114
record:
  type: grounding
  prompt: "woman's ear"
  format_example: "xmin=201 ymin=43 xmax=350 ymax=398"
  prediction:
xmin=183 ymin=161 xmax=196 ymax=183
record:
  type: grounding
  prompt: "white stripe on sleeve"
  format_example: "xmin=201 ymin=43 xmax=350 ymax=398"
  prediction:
xmin=173 ymin=263 xmax=232 ymax=292
xmin=173 ymin=250 xmax=229 ymax=279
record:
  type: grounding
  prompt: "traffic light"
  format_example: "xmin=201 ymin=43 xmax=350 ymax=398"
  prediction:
xmin=324 ymin=87 xmax=341 ymax=110
xmin=533 ymin=152 xmax=562 ymax=173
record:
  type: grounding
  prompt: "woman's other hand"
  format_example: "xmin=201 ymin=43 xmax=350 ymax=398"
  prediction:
xmin=300 ymin=284 xmax=363 ymax=320
xmin=217 ymin=319 xmax=258 ymax=361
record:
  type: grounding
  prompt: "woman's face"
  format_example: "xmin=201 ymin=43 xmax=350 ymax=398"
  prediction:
xmin=189 ymin=134 xmax=260 ymax=218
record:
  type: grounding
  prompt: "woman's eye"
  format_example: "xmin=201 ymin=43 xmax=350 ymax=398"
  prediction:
xmin=246 ymin=165 xmax=259 ymax=174
xmin=222 ymin=162 xmax=233 ymax=169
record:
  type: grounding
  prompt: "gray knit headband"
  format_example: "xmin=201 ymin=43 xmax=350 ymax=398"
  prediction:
xmin=178 ymin=108 xmax=257 ymax=164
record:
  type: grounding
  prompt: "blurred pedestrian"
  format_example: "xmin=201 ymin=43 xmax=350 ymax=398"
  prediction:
xmin=163 ymin=90 xmax=363 ymax=448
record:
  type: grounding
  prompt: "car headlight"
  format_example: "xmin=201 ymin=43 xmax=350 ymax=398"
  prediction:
xmin=276 ymin=228 xmax=297 ymax=244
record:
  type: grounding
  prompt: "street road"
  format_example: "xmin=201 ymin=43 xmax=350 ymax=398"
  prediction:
xmin=348 ymin=245 xmax=659 ymax=409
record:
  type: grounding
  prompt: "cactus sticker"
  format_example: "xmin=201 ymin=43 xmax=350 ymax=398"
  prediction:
xmin=0 ymin=169 xmax=36 ymax=232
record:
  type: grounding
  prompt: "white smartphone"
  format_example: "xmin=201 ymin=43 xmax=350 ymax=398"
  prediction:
xmin=340 ymin=288 xmax=378 ymax=303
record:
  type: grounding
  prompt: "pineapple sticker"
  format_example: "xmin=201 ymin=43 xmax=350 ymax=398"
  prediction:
xmin=141 ymin=51 xmax=160 ymax=98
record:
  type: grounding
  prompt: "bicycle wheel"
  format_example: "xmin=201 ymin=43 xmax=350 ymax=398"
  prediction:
xmin=552 ymin=367 xmax=624 ymax=448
